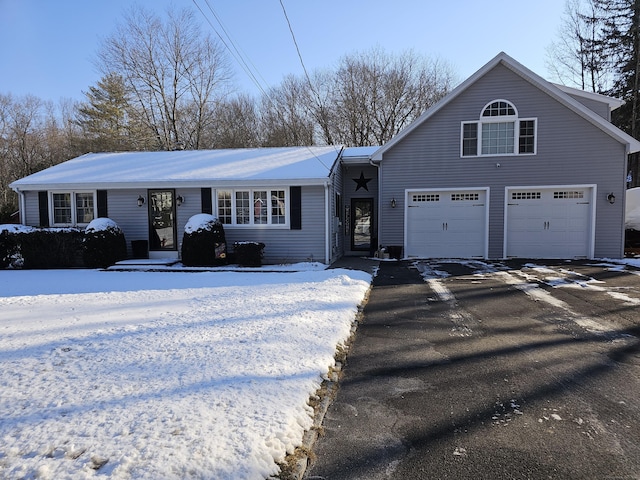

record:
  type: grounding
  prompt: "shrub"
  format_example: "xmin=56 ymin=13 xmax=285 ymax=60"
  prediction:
xmin=0 ymin=228 xmax=18 ymax=268
xmin=233 ymin=241 xmax=265 ymax=267
xmin=626 ymin=228 xmax=640 ymax=248
xmin=22 ymin=229 xmax=84 ymax=269
xmin=181 ymin=214 xmax=227 ymax=267
xmin=82 ymin=218 xmax=127 ymax=269
xmin=0 ymin=225 xmax=86 ymax=269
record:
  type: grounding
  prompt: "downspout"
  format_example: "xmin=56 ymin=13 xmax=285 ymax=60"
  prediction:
xmin=370 ymin=158 xmax=381 ymax=252
xmin=325 ymin=146 xmax=344 ymax=265
xmin=621 ymin=143 xmax=632 ymax=257
xmin=324 ymin=180 xmax=330 ymax=264
xmin=12 ymin=187 xmax=25 ymax=225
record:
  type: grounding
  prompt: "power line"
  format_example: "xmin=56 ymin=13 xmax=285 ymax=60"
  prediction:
xmin=278 ymin=0 xmax=313 ymax=89
xmin=191 ymin=0 xmax=269 ymax=98
xmin=278 ymin=0 xmax=335 ymax=147
xmin=190 ymin=0 xmax=336 ymax=165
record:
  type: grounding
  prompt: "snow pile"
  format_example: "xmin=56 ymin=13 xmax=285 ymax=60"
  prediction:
xmin=0 ymin=224 xmax=36 ymax=234
xmin=626 ymin=187 xmax=640 ymax=230
xmin=184 ymin=213 xmax=220 ymax=234
xmin=85 ymin=217 xmax=121 ymax=233
xmin=0 ymin=268 xmax=371 ymax=479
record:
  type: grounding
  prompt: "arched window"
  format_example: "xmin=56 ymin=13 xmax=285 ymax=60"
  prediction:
xmin=461 ymin=100 xmax=536 ymax=156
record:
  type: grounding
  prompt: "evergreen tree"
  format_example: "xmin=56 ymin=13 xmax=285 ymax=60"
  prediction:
xmin=596 ymin=1 xmax=640 ymax=134
xmin=76 ymin=73 xmax=145 ymax=152
xmin=594 ymin=0 xmax=640 ymax=185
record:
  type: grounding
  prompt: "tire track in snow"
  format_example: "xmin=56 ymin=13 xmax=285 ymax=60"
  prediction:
xmin=415 ymin=263 xmax=475 ymax=337
xmin=493 ymin=271 xmax=616 ymax=334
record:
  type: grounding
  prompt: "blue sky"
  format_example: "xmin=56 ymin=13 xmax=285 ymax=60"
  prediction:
xmin=0 ymin=0 xmax=566 ymax=103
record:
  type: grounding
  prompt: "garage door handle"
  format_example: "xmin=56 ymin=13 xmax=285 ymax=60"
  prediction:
xmin=442 ymin=222 xmax=448 ymax=230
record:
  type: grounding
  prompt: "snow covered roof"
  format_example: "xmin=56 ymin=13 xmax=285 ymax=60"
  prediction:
xmin=371 ymin=52 xmax=640 ymax=160
xmin=340 ymin=146 xmax=380 ymax=164
xmin=10 ymin=146 xmax=343 ymax=191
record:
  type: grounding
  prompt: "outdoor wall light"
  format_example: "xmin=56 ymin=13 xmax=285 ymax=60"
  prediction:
xmin=137 ymin=195 xmax=145 ymax=207
xmin=176 ymin=195 xmax=185 ymax=206
xmin=391 ymin=198 xmax=396 ymax=208
xmin=607 ymin=192 xmax=616 ymax=204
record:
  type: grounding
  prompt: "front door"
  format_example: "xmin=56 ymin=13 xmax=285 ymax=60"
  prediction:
xmin=149 ymin=189 xmax=177 ymax=251
xmin=351 ymin=198 xmax=373 ymax=251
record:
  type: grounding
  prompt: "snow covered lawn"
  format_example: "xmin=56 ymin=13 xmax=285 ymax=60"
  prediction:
xmin=0 ymin=266 xmax=372 ymax=480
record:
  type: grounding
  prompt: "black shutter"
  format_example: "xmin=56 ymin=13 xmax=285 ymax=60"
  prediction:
xmin=290 ymin=186 xmax=301 ymax=230
xmin=201 ymin=188 xmax=213 ymax=214
xmin=97 ymin=190 xmax=108 ymax=218
xmin=38 ymin=191 xmax=49 ymax=227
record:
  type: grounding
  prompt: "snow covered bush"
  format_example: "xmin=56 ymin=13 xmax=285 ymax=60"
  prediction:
xmin=82 ymin=218 xmax=127 ymax=269
xmin=0 ymin=226 xmax=19 ymax=268
xmin=1 ymin=226 xmax=83 ymax=269
xmin=181 ymin=214 xmax=228 ymax=267
xmin=233 ymin=241 xmax=265 ymax=267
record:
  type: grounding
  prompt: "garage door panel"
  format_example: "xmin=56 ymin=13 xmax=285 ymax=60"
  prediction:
xmin=406 ymin=189 xmax=487 ymax=258
xmin=506 ymin=187 xmax=592 ymax=259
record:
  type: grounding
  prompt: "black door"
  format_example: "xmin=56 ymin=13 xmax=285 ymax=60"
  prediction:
xmin=148 ymin=189 xmax=177 ymax=251
xmin=351 ymin=198 xmax=373 ymax=251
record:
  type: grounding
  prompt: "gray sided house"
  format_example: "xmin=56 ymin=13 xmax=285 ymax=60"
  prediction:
xmin=10 ymin=146 xmax=357 ymax=265
xmin=10 ymin=52 xmax=640 ymax=263
xmin=372 ymin=52 xmax=640 ymax=260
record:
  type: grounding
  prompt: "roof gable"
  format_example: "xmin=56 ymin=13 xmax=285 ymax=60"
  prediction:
xmin=371 ymin=52 xmax=640 ymax=160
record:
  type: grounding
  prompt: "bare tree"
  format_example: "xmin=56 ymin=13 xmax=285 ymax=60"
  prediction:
xmin=546 ymin=0 xmax=611 ymax=92
xmin=260 ymin=47 xmax=455 ymax=147
xmin=97 ymin=6 xmax=233 ymax=150
xmin=0 ymin=94 xmax=83 ymax=221
xmin=329 ymin=47 xmax=455 ymax=146
xmin=207 ymin=94 xmax=261 ymax=148
xmin=260 ymin=75 xmax=315 ymax=147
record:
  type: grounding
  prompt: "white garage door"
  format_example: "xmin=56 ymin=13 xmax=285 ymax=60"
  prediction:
xmin=405 ymin=189 xmax=487 ymax=258
xmin=505 ymin=187 xmax=593 ymax=259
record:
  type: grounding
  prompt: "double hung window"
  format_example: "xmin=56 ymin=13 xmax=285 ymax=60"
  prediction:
xmin=461 ymin=100 xmax=536 ymax=156
xmin=217 ymin=189 xmax=287 ymax=226
xmin=52 ymin=192 xmax=95 ymax=225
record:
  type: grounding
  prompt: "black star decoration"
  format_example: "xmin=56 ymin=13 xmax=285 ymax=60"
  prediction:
xmin=353 ymin=171 xmax=372 ymax=191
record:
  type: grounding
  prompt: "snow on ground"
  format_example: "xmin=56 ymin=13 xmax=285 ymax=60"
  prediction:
xmin=414 ymin=258 xmax=640 ymax=334
xmin=626 ymin=187 xmax=640 ymax=230
xmin=0 ymin=266 xmax=372 ymax=480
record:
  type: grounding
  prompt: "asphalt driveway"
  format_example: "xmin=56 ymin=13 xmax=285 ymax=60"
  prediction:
xmin=304 ymin=259 xmax=640 ymax=479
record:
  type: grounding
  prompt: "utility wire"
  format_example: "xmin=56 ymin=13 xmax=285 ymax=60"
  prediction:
xmin=192 ymin=0 xmax=335 ymax=169
xmin=279 ymin=0 xmax=336 ymax=151
xmin=191 ymin=0 xmax=269 ymax=98
xmin=279 ymin=0 xmax=313 ymax=90
xmin=201 ymin=0 xmax=271 ymax=95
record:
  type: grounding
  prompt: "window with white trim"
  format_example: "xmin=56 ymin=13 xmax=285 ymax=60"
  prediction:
xmin=51 ymin=192 xmax=95 ymax=225
xmin=461 ymin=100 xmax=536 ymax=156
xmin=217 ymin=189 xmax=288 ymax=226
